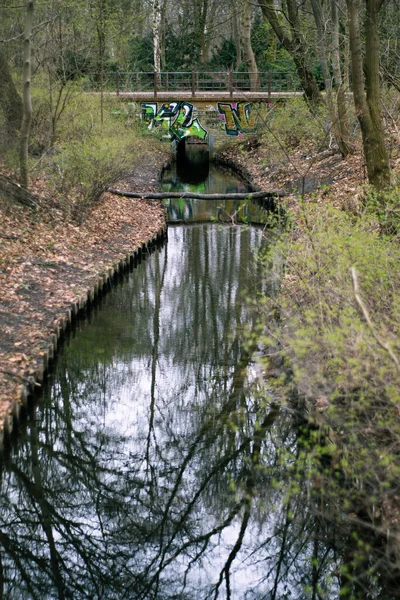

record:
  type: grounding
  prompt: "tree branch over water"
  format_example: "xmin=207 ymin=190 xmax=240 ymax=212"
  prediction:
xmin=107 ymin=188 xmax=286 ymax=200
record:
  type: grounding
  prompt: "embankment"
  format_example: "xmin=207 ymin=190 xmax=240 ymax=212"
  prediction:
xmin=0 ymin=151 xmax=168 ymax=449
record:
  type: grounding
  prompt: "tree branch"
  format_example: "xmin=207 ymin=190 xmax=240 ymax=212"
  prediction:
xmin=107 ymin=188 xmax=286 ymax=200
xmin=351 ymin=267 xmax=400 ymax=373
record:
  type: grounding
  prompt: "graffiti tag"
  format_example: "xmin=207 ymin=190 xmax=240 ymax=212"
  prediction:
xmin=217 ymin=101 xmax=279 ymax=136
xmin=141 ymin=102 xmax=208 ymax=141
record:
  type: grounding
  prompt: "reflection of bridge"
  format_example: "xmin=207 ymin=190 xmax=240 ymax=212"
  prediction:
xmin=108 ymin=72 xmax=301 ymax=150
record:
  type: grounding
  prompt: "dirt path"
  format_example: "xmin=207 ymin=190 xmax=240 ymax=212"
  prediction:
xmin=0 ymin=151 xmax=168 ymax=443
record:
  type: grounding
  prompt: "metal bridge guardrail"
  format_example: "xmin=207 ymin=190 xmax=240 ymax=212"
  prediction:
xmin=98 ymin=71 xmax=301 ymax=97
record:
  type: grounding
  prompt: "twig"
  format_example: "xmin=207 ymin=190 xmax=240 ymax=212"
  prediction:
xmin=351 ymin=266 xmax=400 ymax=373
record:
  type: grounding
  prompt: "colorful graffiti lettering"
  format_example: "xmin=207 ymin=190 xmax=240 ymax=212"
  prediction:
xmin=141 ymin=102 xmax=208 ymax=142
xmin=142 ymin=100 xmax=284 ymax=141
xmin=217 ymin=101 xmax=278 ymax=136
xmin=218 ymin=102 xmax=255 ymax=136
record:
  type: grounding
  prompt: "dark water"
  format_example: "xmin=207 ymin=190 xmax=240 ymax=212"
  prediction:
xmin=162 ymin=147 xmax=271 ymax=225
xmin=0 ymin=162 xmax=397 ymax=599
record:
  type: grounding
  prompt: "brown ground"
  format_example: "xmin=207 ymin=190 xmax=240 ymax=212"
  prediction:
xmin=0 ymin=151 xmax=168 ymax=432
xmin=219 ymin=137 xmax=370 ymax=214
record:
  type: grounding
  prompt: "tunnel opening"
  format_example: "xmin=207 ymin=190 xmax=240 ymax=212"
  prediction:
xmin=175 ymin=138 xmax=209 ymax=183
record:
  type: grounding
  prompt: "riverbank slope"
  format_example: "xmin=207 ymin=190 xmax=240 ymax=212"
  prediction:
xmin=0 ymin=150 xmax=168 ymax=444
xmin=219 ymin=126 xmax=400 ymax=569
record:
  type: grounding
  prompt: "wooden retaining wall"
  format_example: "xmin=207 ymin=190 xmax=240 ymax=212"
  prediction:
xmin=0 ymin=223 xmax=168 ymax=453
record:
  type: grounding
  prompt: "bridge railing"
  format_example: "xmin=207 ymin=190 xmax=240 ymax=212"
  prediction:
xmin=101 ymin=71 xmax=301 ymax=97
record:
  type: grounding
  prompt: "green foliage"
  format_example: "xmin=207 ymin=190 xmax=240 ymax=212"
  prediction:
xmin=254 ymin=202 xmax=400 ymax=535
xmin=127 ymin=35 xmax=154 ymax=71
xmin=247 ymin=199 xmax=400 ymax=590
xmin=258 ymin=98 xmax=329 ymax=156
xmin=365 ymin=183 xmax=400 ymax=236
xmin=208 ymin=38 xmax=237 ymax=70
xmin=252 ymin=15 xmax=296 ymax=73
xmin=39 ymin=93 xmax=162 ymax=220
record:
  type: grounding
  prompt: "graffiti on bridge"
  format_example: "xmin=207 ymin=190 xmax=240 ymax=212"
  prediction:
xmin=141 ymin=102 xmax=208 ymax=141
xmin=217 ymin=101 xmax=280 ymax=137
xmin=141 ymin=100 xmax=285 ymax=140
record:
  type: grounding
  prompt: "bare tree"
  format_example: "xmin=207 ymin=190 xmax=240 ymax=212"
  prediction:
xmin=241 ymin=0 xmax=259 ymax=91
xmin=153 ymin=0 xmax=161 ymax=84
xmin=259 ymin=0 xmax=323 ymax=109
xmin=19 ymin=0 xmax=34 ymax=188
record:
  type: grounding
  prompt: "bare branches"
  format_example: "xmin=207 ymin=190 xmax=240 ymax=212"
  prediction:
xmin=351 ymin=266 xmax=400 ymax=373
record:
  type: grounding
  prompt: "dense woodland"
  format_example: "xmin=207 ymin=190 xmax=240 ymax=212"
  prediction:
xmin=1 ymin=0 xmax=400 ymax=188
xmin=1 ymin=1 xmax=400 ymax=597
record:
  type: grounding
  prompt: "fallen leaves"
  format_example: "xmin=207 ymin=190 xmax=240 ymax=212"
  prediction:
xmin=0 ymin=154 xmax=166 ymax=427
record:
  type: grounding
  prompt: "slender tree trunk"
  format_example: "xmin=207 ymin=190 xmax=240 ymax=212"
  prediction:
xmin=232 ymin=0 xmax=242 ymax=69
xmin=311 ymin=0 xmax=351 ymax=156
xmin=99 ymin=35 xmax=104 ymax=124
xmin=95 ymin=0 xmax=106 ymax=125
xmin=242 ymin=0 xmax=259 ymax=90
xmin=364 ymin=0 xmax=390 ymax=184
xmin=153 ymin=0 xmax=162 ymax=84
xmin=287 ymin=0 xmax=323 ymax=107
xmin=331 ymin=0 xmax=351 ymax=156
xmin=20 ymin=0 xmax=34 ymax=188
xmin=0 ymin=47 xmax=23 ymax=142
xmin=195 ymin=0 xmax=209 ymax=64
xmin=346 ymin=0 xmax=390 ymax=188
xmin=160 ymin=0 xmax=167 ymax=69
xmin=310 ymin=0 xmax=335 ymax=118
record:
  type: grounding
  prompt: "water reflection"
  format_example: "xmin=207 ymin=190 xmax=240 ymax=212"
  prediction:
xmin=0 ymin=226 xmax=397 ymax=599
xmin=162 ymin=149 xmax=269 ymax=224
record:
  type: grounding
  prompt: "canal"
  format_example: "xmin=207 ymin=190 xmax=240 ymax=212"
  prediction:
xmin=0 ymin=152 xmax=397 ymax=599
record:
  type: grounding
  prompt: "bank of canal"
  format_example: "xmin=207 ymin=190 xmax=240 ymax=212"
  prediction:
xmin=0 ymin=155 xmax=398 ymax=599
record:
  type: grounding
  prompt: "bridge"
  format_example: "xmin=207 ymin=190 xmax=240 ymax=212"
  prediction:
xmin=107 ymin=71 xmax=301 ymax=151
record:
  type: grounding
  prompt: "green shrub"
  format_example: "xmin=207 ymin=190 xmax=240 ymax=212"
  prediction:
xmin=41 ymin=93 xmax=163 ymax=220
xmin=258 ymin=98 xmax=329 ymax=157
xmin=254 ymin=202 xmax=400 ymax=533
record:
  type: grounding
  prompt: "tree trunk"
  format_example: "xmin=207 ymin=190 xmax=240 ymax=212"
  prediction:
xmin=19 ymin=0 xmax=34 ymax=189
xmin=107 ymin=188 xmax=286 ymax=200
xmin=346 ymin=0 xmax=390 ymax=188
xmin=310 ymin=0 xmax=335 ymax=121
xmin=242 ymin=0 xmax=259 ymax=90
xmin=153 ymin=0 xmax=161 ymax=84
xmin=259 ymin=0 xmax=323 ymax=109
xmin=364 ymin=0 xmax=390 ymax=186
xmin=96 ymin=0 xmax=106 ymax=125
xmin=160 ymin=0 xmax=167 ymax=69
xmin=331 ymin=0 xmax=351 ymax=156
xmin=232 ymin=1 xmax=242 ymax=70
xmin=194 ymin=0 xmax=209 ymax=65
xmin=311 ymin=0 xmax=351 ymax=156
xmin=0 ymin=47 xmax=23 ymax=142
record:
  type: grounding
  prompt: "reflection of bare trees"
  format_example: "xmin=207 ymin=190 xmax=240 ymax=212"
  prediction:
xmin=0 ymin=225 xmax=397 ymax=599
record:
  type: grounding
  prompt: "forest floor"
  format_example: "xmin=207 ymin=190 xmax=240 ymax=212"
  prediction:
xmin=219 ymin=136 xmax=369 ymax=214
xmin=0 ymin=150 xmax=168 ymax=434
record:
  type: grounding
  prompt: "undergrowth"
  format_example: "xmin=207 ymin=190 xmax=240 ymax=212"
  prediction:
xmin=252 ymin=200 xmax=400 ymax=592
xmin=3 ymin=83 xmax=165 ymax=221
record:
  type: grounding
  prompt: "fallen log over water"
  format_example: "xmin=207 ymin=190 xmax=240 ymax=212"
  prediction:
xmin=107 ymin=188 xmax=286 ymax=200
